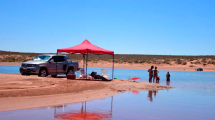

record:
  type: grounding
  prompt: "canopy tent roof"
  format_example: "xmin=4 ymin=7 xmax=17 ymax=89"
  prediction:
xmin=57 ymin=39 xmax=114 ymax=55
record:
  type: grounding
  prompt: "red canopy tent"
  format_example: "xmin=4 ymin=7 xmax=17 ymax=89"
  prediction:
xmin=57 ymin=39 xmax=114 ymax=79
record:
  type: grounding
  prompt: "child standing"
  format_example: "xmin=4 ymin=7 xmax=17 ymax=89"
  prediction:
xmin=153 ymin=67 xmax=159 ymax=82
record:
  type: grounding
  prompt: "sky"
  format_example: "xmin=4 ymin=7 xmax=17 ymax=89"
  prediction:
xmin=0 ymin=0 xmax=215 ymax=55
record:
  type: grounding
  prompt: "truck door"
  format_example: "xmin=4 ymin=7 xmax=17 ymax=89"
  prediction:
xmin=56 ymin=56 xmax=66 ymax=73
xmin=48 ymin=57 xmax=57 ymax=74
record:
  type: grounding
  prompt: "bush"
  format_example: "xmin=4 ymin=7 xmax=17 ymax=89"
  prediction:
xmin=8 ymin=58 xmax=15 ymax=62
xmin=189 ymin=58 xmax=194 ymax=61
xmin=190 ymin=62 xmax=193 ymax=64
xmin=176 ymin=59 xmax=182 ymax=64
xmin=194 ymin=60 xmax=201 ymax=64
xmin=134 ymin=60 xmax=139 ymax=64
xmin=203 ymin=63 xmax=207 ymax=66
xmin=189 ymin=65 xmax=194 ymax=67
xmin=201 ymin=58 xmax=207 ymax=63
xmin=139 ymin=59 xmax=146 ymax=63
xmin=164 ymin=58 xmax=170 ymax=64
xmin=182 ymin=61 xmax=187 ymax=65
xmin=0 ymin=59 xmax=7 ymax=62
xmin=207 ymin=60 xmax=215 ymax=64
xmin=128 ymin=61 xmax=132 ymax=64
xmin=22 ymin=59 xmax=28 ymax=62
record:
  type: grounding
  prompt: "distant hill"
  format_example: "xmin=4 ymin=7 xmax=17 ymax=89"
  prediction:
xmin=0 ymin=50 xmax=215 ymax=65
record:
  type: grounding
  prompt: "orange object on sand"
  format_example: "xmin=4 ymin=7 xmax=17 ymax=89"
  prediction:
xmin=132 ymin=77 xmax=140 ymax=80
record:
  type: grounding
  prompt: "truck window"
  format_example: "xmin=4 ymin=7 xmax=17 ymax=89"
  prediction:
xmin=52 ymin=56 xmax=65 ymax=62
xmin=67 ymin=58 xmax=72 ymax=62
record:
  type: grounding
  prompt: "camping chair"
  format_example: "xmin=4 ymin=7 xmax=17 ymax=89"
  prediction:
xmin=79 ymin=68 xmax=92 ymax=79
xmin=79 ymin=68 xmax=87 ymax=78
xmin=101 ymin=69 xmax=109 ymax=79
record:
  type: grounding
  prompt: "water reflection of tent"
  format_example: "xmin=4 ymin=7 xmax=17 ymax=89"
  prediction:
xmin=54 ymin=96 xmax=113 ymax=120
xmin=132 ymin=90 xmax=139 ymax=94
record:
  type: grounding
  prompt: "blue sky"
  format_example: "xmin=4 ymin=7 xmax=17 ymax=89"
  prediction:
xmin=0 ymin=0 xmax=214 ymax=55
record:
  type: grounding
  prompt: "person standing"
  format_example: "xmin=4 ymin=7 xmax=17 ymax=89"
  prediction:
xmin=153 ymin=67 xmax=159 ymax=82
xmin=148 ymin=66 xmax=154 ymax=83
xmin=166 ymin=72 xmax=170 ymax=81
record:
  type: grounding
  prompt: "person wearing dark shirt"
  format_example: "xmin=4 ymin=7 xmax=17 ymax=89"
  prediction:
xmin=91 ymin=71 xmax=108 ymax=81
xmin=148 ymin=66 xmax=154 ymax=83
xmin=153 ymin=67 xmax=159 ymax=82
xmin=166 ymin=72 xmax=170 ymax=81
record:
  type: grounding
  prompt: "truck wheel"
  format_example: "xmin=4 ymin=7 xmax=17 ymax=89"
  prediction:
xmin=67 ymin=68 xmax=74 ymax=75
xmin=38 ymin=68 xmax=47 ymax=77
xmin=51 ymin=75 xmax=57 ymax=77
xmin=21 ymin=73 xmax=26 ymax=75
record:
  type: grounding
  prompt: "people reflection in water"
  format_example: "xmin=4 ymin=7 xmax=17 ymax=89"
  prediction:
xmin=147 ymin=90 xmax=158 ymax=102
xmin=166 ymin=81 xmax=170 ymax=86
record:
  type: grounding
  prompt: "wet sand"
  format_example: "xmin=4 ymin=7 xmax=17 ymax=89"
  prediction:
xmin=1 ymin=62 xmax=215 ymax=72
xmin=0 ymin=73 xmax=173 ymax=112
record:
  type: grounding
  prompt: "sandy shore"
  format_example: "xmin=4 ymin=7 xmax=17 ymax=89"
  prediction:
xmin=0 ymin=73 xmax=173 ymax=112
xmin=0 ymin=62 xmax=215 ymax=72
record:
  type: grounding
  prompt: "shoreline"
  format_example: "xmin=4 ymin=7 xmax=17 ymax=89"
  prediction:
xmin=0 ymin=62 xmax=215 ymax=72
xmin=0 ymin=73 xmax=173 ymax=112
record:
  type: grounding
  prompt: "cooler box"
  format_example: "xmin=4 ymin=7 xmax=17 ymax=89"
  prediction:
xmin=67 ymin=74 xmax=76 ymax=79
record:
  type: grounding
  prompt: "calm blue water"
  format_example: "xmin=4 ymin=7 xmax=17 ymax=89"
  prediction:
xmin=0 ymin=65 xmax=215 ymax=120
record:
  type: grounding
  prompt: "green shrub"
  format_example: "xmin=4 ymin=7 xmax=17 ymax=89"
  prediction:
xmin=189 ymin=65 xmax=194 ymax=67
xmin=0 ymin=59 xmax=7 ymax=62
xmin=164 ymin=58 xmax=170 ymax=64
xmin=190 ymin=62 xmax=193 ymax=64
xmin=182 ymin=61 xmax=187 ymax=65
xmin=189 ymin=58 xmax=194 ymax=61
xmin=134 ymin=60 xmax=139 ymax=63
xmin=176 ymin=59 xmax=182 ymax=64
xmin=201 ymin=58 xmax=207 ymax=63
xmin=194 ymin=60 xmax=201 ymax=64
xmin=8 ymin=57 xmax=15 ymax=62
xmin=22 ymin=59 xmax=28 ymax=62
xmin=139 ymin=59 xmax=146 ymax=63
xmin=208 ymin=60 xmax=215 ymax=64
xmin=203 ymin=63 xmax=207 ymax=66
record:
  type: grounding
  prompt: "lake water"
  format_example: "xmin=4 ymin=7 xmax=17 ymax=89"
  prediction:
xmin=0 ymin=65 xmax=215 ymax=120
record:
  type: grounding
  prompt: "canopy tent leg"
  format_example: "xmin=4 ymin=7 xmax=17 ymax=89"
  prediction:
xmin=56 ymin=52 xmax=58 ymax=76
xmin=85 ymin=101 xmax=86 ymax=119
xmin=86 ymin=51 xmax=88 ymax=80
xmin=83 ymin=54 xmax=85 ymax=69
xmin=112 ymin=54 xmax=114 ymax=80
xmin=111 ymin=96 xmax=113 ymax=114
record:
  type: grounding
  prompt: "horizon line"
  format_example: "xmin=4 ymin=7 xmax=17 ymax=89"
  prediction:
xmin=1 ymin=50 xmax=215 ymax=57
